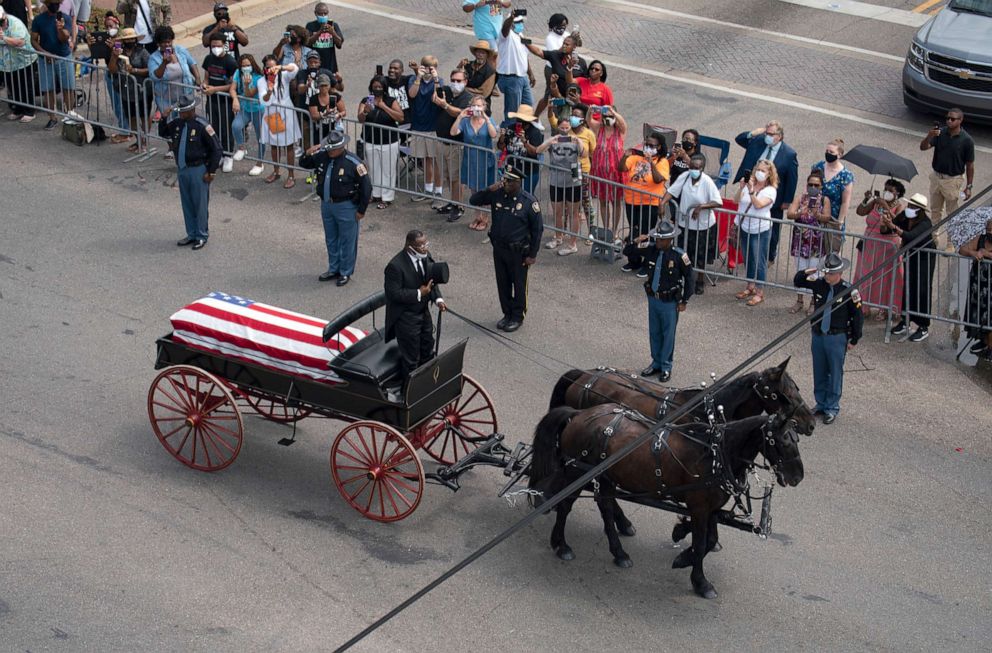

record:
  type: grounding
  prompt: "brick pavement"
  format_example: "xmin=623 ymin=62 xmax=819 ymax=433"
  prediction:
xmin=365 ymin=0 xmax=907 ymax=119
xmin=92 ymin=0 xmax=232 ymax=25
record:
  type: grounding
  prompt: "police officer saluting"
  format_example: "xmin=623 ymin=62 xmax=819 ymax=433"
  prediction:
xmin=300 ymin=131 xmax=372 ymax=286
xmin=469 ymin=165 xmax=544 ymax=332
xmin=159 ymin=95 xmax=223 ymax=251
xmin=637 ymin=220 xmax=694 ymax=382
xmin=793 ymin=252 xmax=863 ymax=425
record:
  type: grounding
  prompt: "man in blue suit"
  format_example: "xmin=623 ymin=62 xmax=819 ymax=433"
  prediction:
xmin=733 ymin=121 xmax=799 ymax=264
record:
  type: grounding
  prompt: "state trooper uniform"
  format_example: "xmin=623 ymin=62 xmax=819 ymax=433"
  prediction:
xmin=300 ymin=131 xmax=373 ymax=286
xmin=793 ymin=252 xmax=864 ymax=424
xmin=640 ymin=220 xmax=694 ymax=382
xmin=468 ymin=166 xmax=544 ymax=332
xmin=159 ymin=95 xmax=223 ymax=250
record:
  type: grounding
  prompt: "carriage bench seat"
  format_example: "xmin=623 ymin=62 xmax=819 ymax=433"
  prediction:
xmin=328 ymin=330 xmax=403 ymax=386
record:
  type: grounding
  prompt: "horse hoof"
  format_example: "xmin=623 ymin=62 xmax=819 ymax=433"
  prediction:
xmin=613 ymin=555 xmax=633 ymax=569
xmin=555 ymin=546 xmax=575 ymax=561
xmin=672 ymin=550 xmax=692 ymax=569
xmin=709 ymin=541 xmax=722 ymax=553
xmin=619 ymin=523 xmax=636 ymax=537
xmin=693 ymin=581 xmax=718 ymax=600
xmin=672 ymin=522 xmax=690 ymax=542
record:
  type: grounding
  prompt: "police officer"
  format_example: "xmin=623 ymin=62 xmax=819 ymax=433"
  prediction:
xmin=469 ymin=165 xmax=544 ymax=332
xmin=300 ymin=131 xmax=372 ymax=286
xmin=159 ymin=95 xmax=223 ymax=250
xmin=637 ymin=220 xmax=694 ymax=382
xmin=793 ymin=252 xmax=864 ymax=425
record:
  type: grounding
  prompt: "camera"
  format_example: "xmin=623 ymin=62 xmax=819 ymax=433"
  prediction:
xmin=520 ymin=37 xmax=532 ymax=45
xmin=471 ymin=106 xmax=484 ymax=117
xmin=375 ymin=64 xmax=383 ymax=76
xmin=366 ymin=94 xmax=375 ymax=105
xmin=512 ymin=8 xmax=527 ymax=16
xmin=741 ymin=168 xmax=751 ymax=183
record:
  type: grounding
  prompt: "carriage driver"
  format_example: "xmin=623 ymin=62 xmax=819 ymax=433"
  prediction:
xmin=793 ymin=252 xmax=863 ymax=425
xmin=636 ymin=220 xmax=694 ymax=383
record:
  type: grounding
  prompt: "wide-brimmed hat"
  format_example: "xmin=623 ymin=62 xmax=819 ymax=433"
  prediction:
xmin=175 ymin=95 xmax=197 ymax=111
xmin=469 ymin=40 xmax=493 ymax=55
xmin=652 ymin=220 xmax=680 ymax=240
xmin=322 ymin=130 xmax=350 ymax=150
xmin=819 ymin=252 xmax=850 ymax=273
xmin=508 ymin=104 xmax=538 ymax=122
xmin=907 ymin=192 xmax=929 ymax=209
xmin=117 ymin=27 xmax=139 ymax=41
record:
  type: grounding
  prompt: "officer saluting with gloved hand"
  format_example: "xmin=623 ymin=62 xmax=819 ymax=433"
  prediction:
xmin=300 ymin=130 xmax=372 ymax=286
xmin=637 ymin=220 xmax=694 ymax=382
xmin=469 ymin=165 xmax=544 ymax=332
xmin=793 ymin=252 xmax=863 ymax=425
xmin=159 ymin=95 xmax=223 ymax=251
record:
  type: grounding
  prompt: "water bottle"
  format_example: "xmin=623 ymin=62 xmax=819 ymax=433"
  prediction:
xmin=719 ymin=160 xmax=733 ymax=186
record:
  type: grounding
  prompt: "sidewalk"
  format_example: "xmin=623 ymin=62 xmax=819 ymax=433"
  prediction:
xmin=92 ymin=0 xmax=232 ymax=25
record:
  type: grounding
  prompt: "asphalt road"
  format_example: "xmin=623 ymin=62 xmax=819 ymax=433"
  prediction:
xmin=1 ymin=1 xmax=991 ymax=652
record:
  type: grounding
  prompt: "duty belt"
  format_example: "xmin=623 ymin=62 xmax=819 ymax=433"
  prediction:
xmin=813 ymin=327 xmax=848 ymax=336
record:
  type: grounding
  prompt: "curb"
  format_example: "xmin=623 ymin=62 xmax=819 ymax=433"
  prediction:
xmin=171 ymin=0 xmax=314 ymax=44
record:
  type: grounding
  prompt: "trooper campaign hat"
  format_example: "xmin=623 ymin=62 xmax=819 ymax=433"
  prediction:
xmin=502 ymin=165 xmax=524 ymax=181
xmin=652 ymin=220 xmax=680 ymax=240
xmin=820 ymin=252 xmax=850 ymax=273
xmin=322 ymin=130 xmax=350 ymax=150
xmin=175 ymin=95 xmax=197 ymax=112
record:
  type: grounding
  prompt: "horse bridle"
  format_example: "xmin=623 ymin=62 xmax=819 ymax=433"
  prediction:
xmin=752 ymin=377 xmax=809 ymax=434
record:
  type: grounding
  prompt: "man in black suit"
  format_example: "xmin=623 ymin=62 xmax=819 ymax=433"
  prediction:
xmin=384 ymin=230 xmax=447 ymax=381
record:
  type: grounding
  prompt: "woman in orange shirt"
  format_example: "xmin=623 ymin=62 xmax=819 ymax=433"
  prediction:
xmin=619 ymin=133 xmax=670 ymax=276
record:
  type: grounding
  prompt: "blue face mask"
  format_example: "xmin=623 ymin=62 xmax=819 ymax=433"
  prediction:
xmin=689 ymin=169 xmax=702 ymax=180
xmin=569 ymin=116 xmax=582 ymax=128
xmin=764 ymin=134 xmax=776 ymax=146
xmin=316 ymin=15 xmax=328 ymax=24
xmin=512 ymin=22 xmax=525 ymax=34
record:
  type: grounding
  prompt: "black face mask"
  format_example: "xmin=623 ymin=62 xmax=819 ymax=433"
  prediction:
xmin=681 ymin=140 xmax=694 ymax=151
xmin=48 ymin=4 xmax=61 ymax=13
xmin=215 ymin=12 xmax=229 ymax=22
xmin=372 ymin=88 xmax=384 ymax=96
xmin=824 ymin=151 xmax=838 ymax=163
xmin=290 ymin=37 xmax=301 ymax=45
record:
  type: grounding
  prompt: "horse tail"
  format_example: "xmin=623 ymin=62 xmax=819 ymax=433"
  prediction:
xmin=528 ymin=406 xmax=578 ymax=504
xmin=549 ymin=369 xmax=585 ymax=410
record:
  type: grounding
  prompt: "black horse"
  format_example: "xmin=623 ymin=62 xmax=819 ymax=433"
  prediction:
xmin=548 ymin=358 xmax=816 ymax=436
xmin=528 ymin=404 xmax=805 ymax=599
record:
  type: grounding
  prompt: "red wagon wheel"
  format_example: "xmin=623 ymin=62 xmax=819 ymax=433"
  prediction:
xmin=243 ymin=394 xmax=313 ymax=423
xmin=147 ymin=365 xmax=244 ymax=471
xmin=419 ymin=374 xmax=498 ymax=465
xmin=330 ymin=421 xmax=424 ymax=522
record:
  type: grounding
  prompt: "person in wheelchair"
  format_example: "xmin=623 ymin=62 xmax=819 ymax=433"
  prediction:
xmin=384 ymin=230 xmax=449 ymax=384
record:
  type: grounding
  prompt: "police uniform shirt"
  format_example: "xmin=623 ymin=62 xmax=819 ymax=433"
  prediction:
xmin=469 ymin=187 xmax=544 ymax=258
xmin=300 ymin=149 xmax=373 ymax=214
xmin=159 ymin=115 xmax=223 ymax=173
xmin=793 ymin=272 xmax=864 ymax=345
xmin=643 ymin=246 xmax=695 ymax=302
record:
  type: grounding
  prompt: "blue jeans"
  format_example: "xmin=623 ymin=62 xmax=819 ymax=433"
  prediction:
xmin=321 ymin=199 xmax=359 ymax=276
xmin=38 ymin=58 xmax=74 ymax=93
xmin=496 ymin=74 xmax=534 ymax=122
xmin=105 ymin=73 xmax=126 ymax=130
xmin=648 ymin=297 xmax=679 ymax=373
xmin=811 ymin=332 xmax=846 ymax=415
xmin=232 ymin=109 xmax=264 ymax=159
xmin=177 ymin=164 xmax=210 ymax=240
xmin=741 ymin=229 xmax=771 ymax=286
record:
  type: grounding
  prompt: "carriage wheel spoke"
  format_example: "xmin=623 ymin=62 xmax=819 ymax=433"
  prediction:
xmin=196 ymin=428 xmax=215 ymax=468
xmin=457 ymin=387 xmax=481 ymax=413
xmin=455 ymin=405 xmax=492 ymax=419
xmin=383 ymin=473 xmax=420 ymax=495
xmin=381 ymin=477 xmax=409 ymax=512
xmin=338 ymin=472 xmax=369 ymax=486
xmin=354 ymin=428 xmax=378 ymax=465
xmin=163 ymin=377 xmax=194 ymax=412
xmin=383 ymin=476 xmax=417 ymax=507
xmin=151 ymin=400 xmax=187 ymax=415
xmin=336 ymin=448 xmax=371 ymax=467
xmin=199 ymin=421 xmax=237 ymax=454
xmin=347 ymin=477 xmax=373 ymax=502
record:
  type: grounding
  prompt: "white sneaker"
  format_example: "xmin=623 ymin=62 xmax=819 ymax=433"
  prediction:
xmin=6 ymin=113 xmax=20 ymax=121
xmin=232 ymin=148 xmax=246 ymax=162
xmin=19 ymin=114 xmax=35 ymax=123
xmin=248 ymin=163 xmax=264 ymax=176
xmin=164 ymin=151 xmax=174 ymax=160
xmin=222 ymin=156 xmax=234 ymax=173
xmin=294 ymin=145 xmax=304 ymax=158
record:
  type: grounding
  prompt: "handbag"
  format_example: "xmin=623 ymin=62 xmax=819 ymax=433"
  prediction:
xmin=265 ymin=110 xmax=286 ymax=135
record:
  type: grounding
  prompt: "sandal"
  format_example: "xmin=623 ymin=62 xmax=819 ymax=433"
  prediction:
xmin=127 ymin=142 xmax=140 ymax=153
xmin=873 ymin=310 xmax=887 ymax=322
xmin=376 ymin=201 xmax=391 ymax=210
xmin=788 ymin=300 xmax=805 ymax=314
xmin=111 ymin=134 xmax=130 ymax=144
xmin=283 ymin=177 xmax=296 ymax=189
xmin=265 ymin=172 xmax=281 ymax=184
xmin=735 ymin=288 xmax=755 ymax=300
xmin=805 ymin=304 xmax=815 ymax=316
xmin=746 ymin=294 xmax=764 ymax=307
xmin=471 ymin=222 xmax=489 ymax=232
xmin=545 ymin=238 xmax=563 ymax=250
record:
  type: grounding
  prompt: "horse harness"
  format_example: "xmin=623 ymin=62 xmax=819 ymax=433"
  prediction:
xmin=577 ymin=366 xmax=682 ymax=421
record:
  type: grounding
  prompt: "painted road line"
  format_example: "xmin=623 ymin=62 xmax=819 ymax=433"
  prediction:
xmin=328 ymin=0 xmax=992 ymax=153
xmin=777 ymin=0 xmax=931 ymax=27
xmin=912 ymin=0 xmax=944 ymax=12
xmin=600 ymin=0 xmax=904 ymax=63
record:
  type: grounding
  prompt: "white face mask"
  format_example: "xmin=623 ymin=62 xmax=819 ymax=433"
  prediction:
xmin=409 ymin=248 xmax=428 ymax=261
xmin=904 ymin=208 xmax=918 ymax=219
xmin=108 ymin=28 xmax=119 ymax=37
xmin=211 ymin=47 xmax=224 ymax=57
xmin=882 ymin=191 xmax=895 ymax=202
xmin=449 ymin=82 xmax=466 ymax=94
xmin=241 ymin=66 xmax=252 ymax=76
xmin=754 ymin=170 xmax=768 ymax=182
xmin=642 ymin=146 xmax=657 ymax=157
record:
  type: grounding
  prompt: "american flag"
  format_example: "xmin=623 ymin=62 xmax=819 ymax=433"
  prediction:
xmin=170 ymin=292 xmax=366 ymax=384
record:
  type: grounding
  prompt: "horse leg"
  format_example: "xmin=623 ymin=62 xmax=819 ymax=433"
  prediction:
xmin=596 ymin=491 xmax=632 ymax=568
xmin=612 ymin=499 xmax=636 ymax=537
xmin=688 ymin=508 xmax=717 ymax=599
xmin=549 ymin=495 xmax=578 ymax=561
xmin=672 ymin=517 xmax=690 ymax=543
xmin=707 ymin=513 xmax=722 ymax=553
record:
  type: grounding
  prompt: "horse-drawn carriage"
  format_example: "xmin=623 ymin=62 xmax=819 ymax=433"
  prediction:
xmin=147 ymin=291 xmax=813 ymax=597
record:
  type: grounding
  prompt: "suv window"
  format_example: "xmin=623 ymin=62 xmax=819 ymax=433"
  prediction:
xmin=949 ymin=0 xmax=992 ymax=16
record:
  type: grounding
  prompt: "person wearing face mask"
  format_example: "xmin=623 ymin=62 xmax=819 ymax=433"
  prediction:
xmin=157 ymin=94 xmax=223 ymax=251
xmin=230 ymin=53 xmax=265 ymax=175
xmin=451 ymin=95 xmax=498 ymax=230
xmin=462 ymin=0 xmax=511 ymax=54
xmin=733 ymin=121 xmax=799 ymax=265
xmin=811 ymin=138 xmax=855 ymax=253
xmin=384 ymin=229 xmax=448 ymax=384
xmin=86 ymin=12 xmax=129 ymax=141
xmin=115 ymin=1 xmax=171 ymax=54
xmin=668 ymin=129 xmax=699 ymax=185
xmin=107 ymin=27 xmax=151 ymax=152
xmin=588 ymin=104 xmax=627 ymax=240
xmin=295 ymin=50 xmax=335 ymax=150
xmin=619 ymin=134 xmax=670 ymax=277
xmin=201 ymin=3 xmax=247 ymax=60
xmin=308 ymin=73 xmax=345 ymax=145
xmin=536 ymin=114 xmax=586 ymax=255
xmin=460 ymin=40 xmax=496 ymax=113
xmin=274 ymin=24 xmax=314 ymax=68
xmin=886 ymin=194 xmax=935 ymax=343
xmin=733 ymin=159 xmax=778 ymax=306
xmin=533 ymin=12 xmax=567 ymax=117
xmin=525 ymin=34 xmax=586 ymax=100
xmin=548 ymin=104 xmax=596 ymax=241
xmin=855 ymin=178 xmax=907 ymax=320
xmin=305 ymin=2 xmax=343 ymax=76
xmin=0 ymin=5 xmax=39 ymax=124
xmin=358 ymin=75 xmax=404 ymax=209
xmin=30 ymin=1 xmax=75 ymax=130
xmin=496 ymin=12 xmax=536 ymax=121
xmin=786 ymin=171 xmax=832 ymax=314
xmin=432 ymin=68 xmax=474 ymax=220
xmin=659 ymin=153 xmax=723 ymax=295
xmin=148 ymin=25 xmax=201 ymax=149
xmin=407 ymin=54 xmax=445 ymax=208
xmin=201 ymin=34 xmax=238 ymax=173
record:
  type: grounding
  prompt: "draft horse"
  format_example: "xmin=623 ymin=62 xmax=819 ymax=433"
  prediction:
xmin=527 ymin=404 xmax=805 ymax=599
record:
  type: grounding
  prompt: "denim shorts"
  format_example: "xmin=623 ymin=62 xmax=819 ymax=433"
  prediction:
xmin=38 ymin=58 xmax=75 ymax=93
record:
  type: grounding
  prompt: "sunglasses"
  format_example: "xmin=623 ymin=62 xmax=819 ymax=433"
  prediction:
xmin=945 ymin=115 xmax=961 ymax=121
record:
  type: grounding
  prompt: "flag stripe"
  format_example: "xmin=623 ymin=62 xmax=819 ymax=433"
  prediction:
xmin=173 ymin=330 xmax=344 ymax=383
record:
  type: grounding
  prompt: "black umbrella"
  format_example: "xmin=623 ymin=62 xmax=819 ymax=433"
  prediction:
xmin=842 ymin=145 xmax=918 ymax=181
